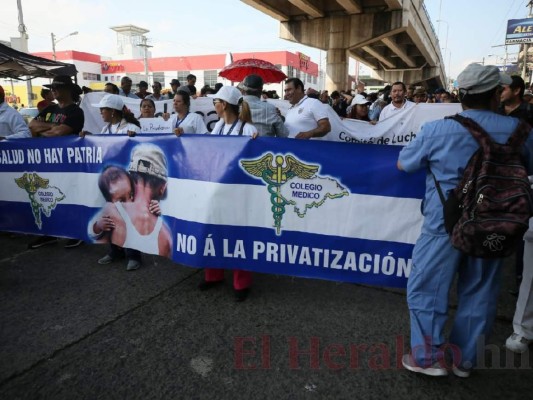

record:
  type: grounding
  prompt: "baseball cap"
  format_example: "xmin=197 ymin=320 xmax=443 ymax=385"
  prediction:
xmin=170 ymin=79 xmax=180 ymax=86
xmin=215 ymin=86 xmax=242 ymax=106
xmin=350 ymin=94 xmax=371 ymax=106
xmin=239 ymin=74 xmax=263 ymax=91
xmin=92 ymin=94 xmax=124 ymax=111
xmin=413 ymin=87 xmax=427 ymax=96
xmin=128 ymin=144 xmax=168 ymax=182
xmin=457 ymin=63 xmax=512 ymax=95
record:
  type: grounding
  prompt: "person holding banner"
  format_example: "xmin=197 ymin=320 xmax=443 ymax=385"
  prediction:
xmin=378 ymin=81 xmax=414 ymax=122
xmin=397 ymin=64 xmax=533 ymax=378
xmin=27 ymin=75 xmax=85 ymax=249
xmin=283 ymin=78 xmax=331 ymax=140
xmin=200 ymin=85 xmax=257 ymax=301
xmin=170 ymin=90 xmax=208 ymax=135
xmin=139 ymin=99 xmax=157 ymax=119
xmin=91 ymin=94 xmax=141 ymax=136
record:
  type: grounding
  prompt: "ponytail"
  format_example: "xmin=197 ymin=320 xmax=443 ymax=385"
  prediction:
xmin=122 ymin=106 xmax=141 ymax=128
xmin=239 ymin=99 xmax=252 ymax=124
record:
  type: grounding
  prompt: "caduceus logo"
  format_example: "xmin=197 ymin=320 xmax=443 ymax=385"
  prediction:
xmin=15 ymin=172 xmax=65 ymax=229
xmin=241 ymin=154 xmax=348 ymax=235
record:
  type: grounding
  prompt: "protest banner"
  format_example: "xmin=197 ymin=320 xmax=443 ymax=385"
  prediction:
xmin=0 ymin=134 xmax=426 ymax=288
xmin=81 ymin=92 xmax=461 ymax=142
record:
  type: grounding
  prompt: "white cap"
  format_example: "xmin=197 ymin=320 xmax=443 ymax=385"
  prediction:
xmin=214 ymin=86 xmax=242 ymax=106
xmin=92 ymin=94 xmax=124 ymax=111
xmin=350 ymin=94 xmax=371 ymax=106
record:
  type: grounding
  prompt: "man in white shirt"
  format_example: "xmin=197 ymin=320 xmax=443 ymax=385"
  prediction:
xmin=283 ymin=78 xmax=331 ymax=139
xmin=0 ymin=85 xmax=31 ymax=139
xmin=378 ymin=81 xmax=415 ymax=122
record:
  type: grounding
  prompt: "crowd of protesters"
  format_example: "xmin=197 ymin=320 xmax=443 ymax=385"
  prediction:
xmin=1 ymin=66 xmax=533 ymax=370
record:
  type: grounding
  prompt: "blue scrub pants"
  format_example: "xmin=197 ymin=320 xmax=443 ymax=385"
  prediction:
xmin=407 ymin=233 xmax=503 ymax=369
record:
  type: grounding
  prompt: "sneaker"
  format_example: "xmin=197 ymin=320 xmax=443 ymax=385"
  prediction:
xmin=28 ymin=236 xmax=58 ymax=249
xmin=98 ymin=255 xmax=114 ymax=265
xmin=452 ymin=365 xmax=472 ymax=378
xmin=64 ymin=239 xmax=83 ymax=249
xmin=401 ymin=354 xmax=448 ymax=377
xmin=505 ymin=333 xmax=532 ymax=354
xmin=126 ymin=259 xmax=141 ymax=271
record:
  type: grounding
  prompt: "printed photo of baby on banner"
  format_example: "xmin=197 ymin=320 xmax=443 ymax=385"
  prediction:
xmin=87 ymin=143 xmax=173 ymax=258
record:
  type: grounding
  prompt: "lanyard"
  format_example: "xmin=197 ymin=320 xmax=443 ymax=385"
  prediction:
xmin=107 ymin=120 xmax=125 ymax=134
xmin=175 ymin=112 xmax=189 ymax=128
xmin=218 ymin=119 xmax=239 ymax=135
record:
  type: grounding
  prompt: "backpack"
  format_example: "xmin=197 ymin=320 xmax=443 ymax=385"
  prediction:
xmin=433 ymin=114 xmax=533 ymax=258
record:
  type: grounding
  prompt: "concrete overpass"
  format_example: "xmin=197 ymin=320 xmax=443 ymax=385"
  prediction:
xmin=241 ymin=0 xmax=446 ymax=91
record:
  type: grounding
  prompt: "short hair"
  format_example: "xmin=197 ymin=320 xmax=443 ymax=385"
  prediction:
xmin=459 ymin=87 xmax=498 ymax=109
xmin=391 ymin=81 xmax=406 ymax=91
xmin=175 ymin=89 xmax=191 ymax=107
xmin=152 ymin=81 xmax=162 ymax=90
xmin=121 ymin=76 xmax=132 ymax=84
xmin=98 ymin=166 xmax=134 ymax=202
xmin=187 ymin=74 xmax=196 ymax=80
xmin=285 ymin=77 xmax=305 ymax=91
xmin=509 ymin=75 xmax=526 ymax=99
xmin=40 ymin=88 xmax=51 ymax=98
xmin=140 ymin=98 xmax=156 ymax=110
xmin=105 ymin=83 xmax=120 ymax=94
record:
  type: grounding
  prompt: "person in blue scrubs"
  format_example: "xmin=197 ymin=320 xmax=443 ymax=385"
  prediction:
xmin=397 ymin=64 xmax=533 ymax=378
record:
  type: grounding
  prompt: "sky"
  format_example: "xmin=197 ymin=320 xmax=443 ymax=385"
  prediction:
xmin=0 ymin=0 xmax=531 ymax=81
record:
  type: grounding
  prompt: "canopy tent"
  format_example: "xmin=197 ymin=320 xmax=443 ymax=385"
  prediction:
xmin=0 ymin=42 xmax=77 ymax=81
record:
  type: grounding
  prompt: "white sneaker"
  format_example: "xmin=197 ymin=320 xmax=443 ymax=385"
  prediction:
xmin=452 ymin=365 xmax=471 ymax=378
xmin=401 ymin=354 xmax=448 ymax=377
xmin=505 ymin=333 xmax=532 ymax=354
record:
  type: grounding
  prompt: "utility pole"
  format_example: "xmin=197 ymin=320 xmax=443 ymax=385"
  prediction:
xmin=137 ymin=36 xmax=152 ymax=84
xmin=522 ymin=1 xmax=533 ymax=80
xmin=16 ymin=0 xmax=34 ymax=107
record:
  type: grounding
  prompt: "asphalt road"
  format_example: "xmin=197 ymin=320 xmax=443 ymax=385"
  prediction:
xmin=0 ymin=233 xmax=532 ymax=400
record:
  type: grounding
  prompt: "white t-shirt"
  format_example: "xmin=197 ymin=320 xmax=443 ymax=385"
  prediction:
xmin=378 ymin=100 xmax=415 ymax=121
xmin=284 ymin=96 xmax=329 ymax=139
xmin=211 ymin=119 xmax=257 ymax=137
xmin=170 ymin=112 xmax=208 ymax=134
xmin=100 ymin=119 xmax=141 ymax=134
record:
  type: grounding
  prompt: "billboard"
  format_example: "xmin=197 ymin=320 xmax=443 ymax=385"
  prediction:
xmin=506 ymin=18 xmax=533 ymax=44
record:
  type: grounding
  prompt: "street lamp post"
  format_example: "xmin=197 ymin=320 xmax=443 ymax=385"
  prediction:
xmin=51 ymin=31 xmax=78 ymax=61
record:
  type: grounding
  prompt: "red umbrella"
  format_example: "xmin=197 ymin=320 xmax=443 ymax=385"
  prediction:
xmin=218 ymin=58 xmax=287 ymax=84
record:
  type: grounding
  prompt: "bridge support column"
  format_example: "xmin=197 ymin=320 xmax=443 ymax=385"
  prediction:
xmin=325 ymin=49 xmax=348 ymax=93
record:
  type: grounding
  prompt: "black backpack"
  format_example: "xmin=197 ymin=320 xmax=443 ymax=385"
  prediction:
xmin=433 ymin=114 xmax=533 ymax=258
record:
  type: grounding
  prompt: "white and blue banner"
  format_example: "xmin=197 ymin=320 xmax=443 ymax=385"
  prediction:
xmin=81 ymin=92 xmax=461 ymax=144
xmin=0 ymin=134 xmax=427 ymax=288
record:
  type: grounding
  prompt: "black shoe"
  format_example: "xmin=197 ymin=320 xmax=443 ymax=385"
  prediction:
xmin=64 ymin=239 xmax=83 ymax=249
xmin=234 ymin=288 xmax=250 ymax=302
xmin=197 ymin=280 xmax=223 ymax=291
xmin=28 ymin=236 xmax=58 ymax=249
